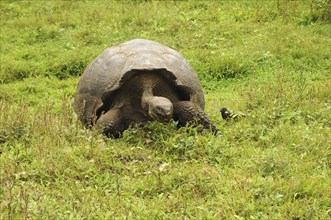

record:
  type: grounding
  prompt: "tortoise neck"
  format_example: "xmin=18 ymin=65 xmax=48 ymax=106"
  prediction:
xmin=141 ymin=76 xmax=157 ymax=102
xmin=141 ymin=87 xmax=154 ymax=111
xmin=139 ymin=74 xmax=161 ymax=111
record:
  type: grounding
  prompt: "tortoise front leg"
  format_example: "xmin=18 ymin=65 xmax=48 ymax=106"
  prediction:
xmin=95 ymin=108 xmax=128 ymax=138
xmin=173 ymin=101 xmax=218 ymax=134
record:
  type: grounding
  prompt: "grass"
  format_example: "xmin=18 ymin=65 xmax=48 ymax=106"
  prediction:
xmin=1 ymin=0 xmax=331 ymax=219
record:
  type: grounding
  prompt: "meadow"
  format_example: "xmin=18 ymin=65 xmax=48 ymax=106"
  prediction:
xmin=0 ymin=1 xmax=330 ymax=219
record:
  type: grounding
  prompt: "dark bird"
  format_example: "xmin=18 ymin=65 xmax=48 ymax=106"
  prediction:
xmin=220 ymin=107 xmax=245 ymax=121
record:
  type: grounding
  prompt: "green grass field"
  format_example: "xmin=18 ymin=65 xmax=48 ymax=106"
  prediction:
xmin=1 ymin=1 xmax=330 ymax=219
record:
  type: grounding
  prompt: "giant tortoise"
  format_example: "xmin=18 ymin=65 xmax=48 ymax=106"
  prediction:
xmin=73 ymin=39 xmax=217 ymax=137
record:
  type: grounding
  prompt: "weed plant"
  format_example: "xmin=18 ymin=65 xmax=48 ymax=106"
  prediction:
xmin=1 ymin=1 xmax=330 ymax=219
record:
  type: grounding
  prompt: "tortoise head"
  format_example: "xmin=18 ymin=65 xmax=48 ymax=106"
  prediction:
xmin=147 ymin=96 xmax=173 ymax=122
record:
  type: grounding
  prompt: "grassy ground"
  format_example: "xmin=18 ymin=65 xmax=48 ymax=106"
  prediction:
xmin=1 ymin=1 xmax=330 ymax=219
